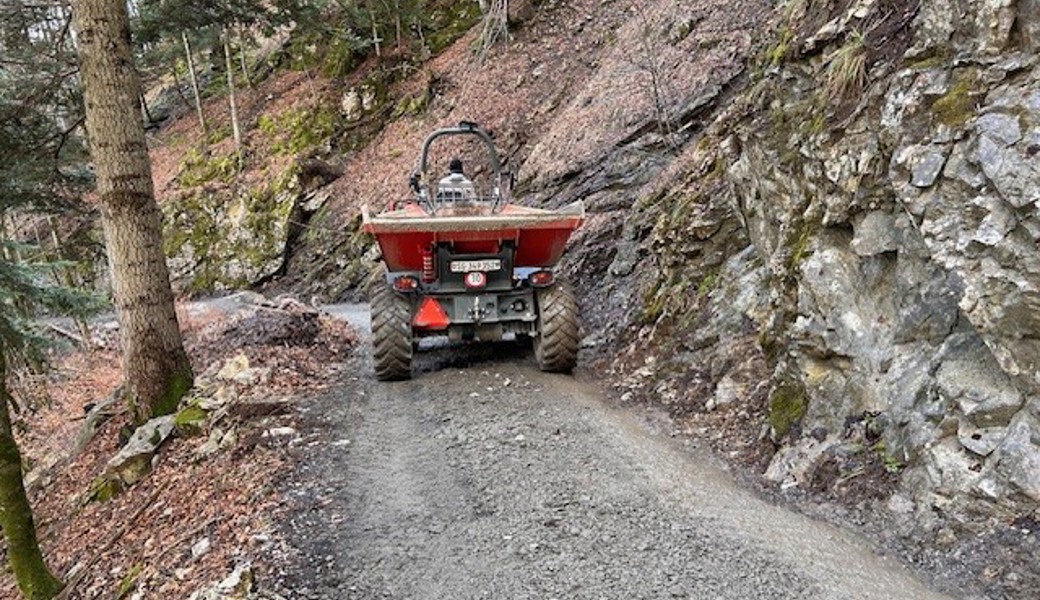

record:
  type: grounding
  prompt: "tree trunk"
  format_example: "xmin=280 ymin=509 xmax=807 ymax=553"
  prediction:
xmin=0 ymin=215 xmax=10 ymax=261
xmin=47 ymin=217 xmax=93 ymax=346
xmin=0 ymin=351 xmax=64 ymax=599
xmin=394 ymin=0 xmax=402 ymax=50
xmin=223 ymin=28 xmax=242 ymax=153
xmin=72 ymin=0 xmax=193 ymax=424
xmin=238 ymin=28 xmax=251 ymax=89
xmin=169 ymin=62 xmax=191 ymax=115
xmin=370 ymin=12 xmax=381 ymax=58
xmin=182 ymin=31 xmax=207 ymax=138
xmin=477 ymin=0 xmax=510 ymax=62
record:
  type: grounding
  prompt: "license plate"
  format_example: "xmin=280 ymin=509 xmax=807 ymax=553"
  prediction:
xmin=450 ymin=259 xmax=501 ymax=273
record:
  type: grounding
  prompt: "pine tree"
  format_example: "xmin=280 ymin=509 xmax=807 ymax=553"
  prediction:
xmin=72 ymin=0 xmax=195 ymax=424
xmin=0 ymin=355 xmax=62 ymax=599
xmin=0 ymin=242 xmax=101 ymax=600
xmin=0 ymin=4 xmax=98 ymax=591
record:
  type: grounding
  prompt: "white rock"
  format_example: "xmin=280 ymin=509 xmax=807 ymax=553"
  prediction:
xmin=263 ymin=427 xmax=297 ymax=438
xmin=217 ymin=354 xmax=251 ymax=382
xmin=191 ymin=537 xmax=211 ymax=559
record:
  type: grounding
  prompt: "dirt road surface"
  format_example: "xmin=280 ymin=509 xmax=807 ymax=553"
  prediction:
xmin=269 ymin=304 xmax=950 ymax=600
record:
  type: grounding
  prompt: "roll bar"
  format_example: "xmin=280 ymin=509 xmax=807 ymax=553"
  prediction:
xmin=411 ymin=121 xmax=510 ymax=213
xmin=419 ymin=121 xmax=502 ymax=175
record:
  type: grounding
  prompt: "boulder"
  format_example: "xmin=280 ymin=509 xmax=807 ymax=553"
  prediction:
xmin=163 ymin=170 xmax=302 ymax=293
xmin=188 ymin=564 xmax=253 ymax=600
xmin=101 ymin=416 xmax=177 ymax=490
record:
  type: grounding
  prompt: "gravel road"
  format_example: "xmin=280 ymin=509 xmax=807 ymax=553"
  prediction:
xmin=272 ymin=304 xmax=950 ymax=600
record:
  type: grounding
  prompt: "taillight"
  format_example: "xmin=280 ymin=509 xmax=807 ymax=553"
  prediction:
xmin=393 ymin=275 xmax=419 ymax=292
xmin=529 ymin=270 xmax=554 ymax=287
xmin=421 ymin=245 xmax=436 ymax=283
xmin=465 ymin=271 xmax=487 ymax=289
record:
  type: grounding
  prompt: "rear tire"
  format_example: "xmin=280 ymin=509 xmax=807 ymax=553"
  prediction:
xmin=370 ymin=272 xmax=413 ymax=381
xmin=534 ymin=284 xmax=580 ymax=372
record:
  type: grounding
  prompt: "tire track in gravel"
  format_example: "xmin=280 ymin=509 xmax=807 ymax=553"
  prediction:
xmin=271 ymin=304 xmax=950 ymax=600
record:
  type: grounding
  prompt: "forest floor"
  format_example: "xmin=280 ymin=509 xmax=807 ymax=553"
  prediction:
xmin=1 ymin=293 xmax=357 ymax=599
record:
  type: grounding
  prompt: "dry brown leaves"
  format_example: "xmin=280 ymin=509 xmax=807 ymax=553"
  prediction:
xmin=1 ymin=298 xmax=358 ymax=599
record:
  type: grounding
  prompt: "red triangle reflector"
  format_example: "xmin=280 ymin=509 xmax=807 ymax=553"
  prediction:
xmin=413 ymin=297 xmax=450 ymax=330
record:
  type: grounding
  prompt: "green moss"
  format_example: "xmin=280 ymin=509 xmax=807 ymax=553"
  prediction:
xmin=165 ymin=161 xmax=301 ymax=294
xmin=426 ymin=1 xmax=483 ymax=55
xmin=871 ymin=441 xmax=904 ymax=473
xmin=260 ymin=107 xmax=341 ymax=156
xmin=174 ymin=403 xmax=208 ymax=435
xmin=765 ymin=26 xmax=794 ymax=66
xmin=256 ymin=114 xmax=277 ymax=136
xmin=932 ymin=68 xmax=982 ymax=128
xmin=639 ymin=277 xmax=668 ymax=323
xmin=758 ymin=328 xmax=781 ymax=363
xmin=767 ymin=381 xmax=807 ymax=439
xmin=205 ymin=123 xmax=232 ymax=145
xmin=151 ymin=366 xmax=193 ymax=419
xmin=671 ymin=17 xmax=696 ymax=44
xmin=696 ymin=271 xmax=718 ymax=298
xmin=785 ymin=215 xmax=821 ymax=271
xmin=177 ymin=148 xmax=240 ymax=187
xmin=286 ymin=35 xmax=323 ymax=72
xmin=116 ymin=564 xmax=142 ymax=599
xmin=392 ymin=87 xmax=431 ymax=119
xmin=321 ymin=31 xmax=365 ymax=78
xmin=905 ymin=47 xmax=953 ymax=71
xmin=88 ymin=475 xmax=121 ymax=502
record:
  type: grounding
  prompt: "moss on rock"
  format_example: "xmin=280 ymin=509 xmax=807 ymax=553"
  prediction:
xmin=259 ymin=107 xmax=342 ymax=156
xmin=767 ymin=380 xmax=808 ymax=439
xmin=932 ymin=68 xmax=982 ymax=128
xmin=164 ymin=165 xmax=301 ymax=294
xmin=426 ymin=1 xmax=483 ymax=55
xmin=173 ymin=403 xmax=208 ymax=436
xmin=151 ymin=365 xmax=194 ymax=420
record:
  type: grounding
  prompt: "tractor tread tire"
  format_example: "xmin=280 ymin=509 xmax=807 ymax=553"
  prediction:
xmin=534 ymin=284 xmax=580 ymax=372
xmin=370 ymin=269 xmax=413 ymax=381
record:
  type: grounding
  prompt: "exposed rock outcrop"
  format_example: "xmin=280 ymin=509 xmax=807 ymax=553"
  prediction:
xmin=719 ymin=0 xmax=1040 ymax=517
xmin=498 ymin=0 xmax=1040 ymax=530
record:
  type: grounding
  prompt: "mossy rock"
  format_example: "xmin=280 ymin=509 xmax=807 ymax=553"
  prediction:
xmin=164 ymin=165 xmax=302 ymax=294
xmin=931 ymin=68 xmax=983 ymax=128
xmin=785 ymin=215 xmax=822 ymax=271
xmin=259 ymin=107 xmax=342 ymax=156
xmin=174 ymin=403 xmax=209 ymax=436
xmin=392 ymin=88 xmax=432 ymax=119
xmin=767 ymin=381 xmax=808 ymax=440
xmin=426 ymin=1 xmax=483 ymax=55
xmin=297 ymin=212 xmax=377 ymax=300
xmin=87 ymin=475 xmax=123 ymax=503
xmin=177 ymin=148 xmax=241 ymax=187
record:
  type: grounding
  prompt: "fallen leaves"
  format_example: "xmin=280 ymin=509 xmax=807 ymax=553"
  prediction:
xmin=2 ymin=295 xmax=358 ymax=599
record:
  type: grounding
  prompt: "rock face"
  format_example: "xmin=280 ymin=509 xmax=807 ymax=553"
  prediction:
xmin=720 ymin=0 xmax=1040 ymax=515
xmin=505 ymin=0 xmax=1040 ymax=524
xmin=163 ymin=168 xmax=303 ymax=293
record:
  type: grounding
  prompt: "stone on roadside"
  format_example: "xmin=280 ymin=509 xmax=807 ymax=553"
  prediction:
xmin=188 ymin=563 xmax=253 ymax=600
xmin=100 ymin=415 xmax=177 ymax=491
xmin=216 ymin=354 xmax=270 ymax=386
